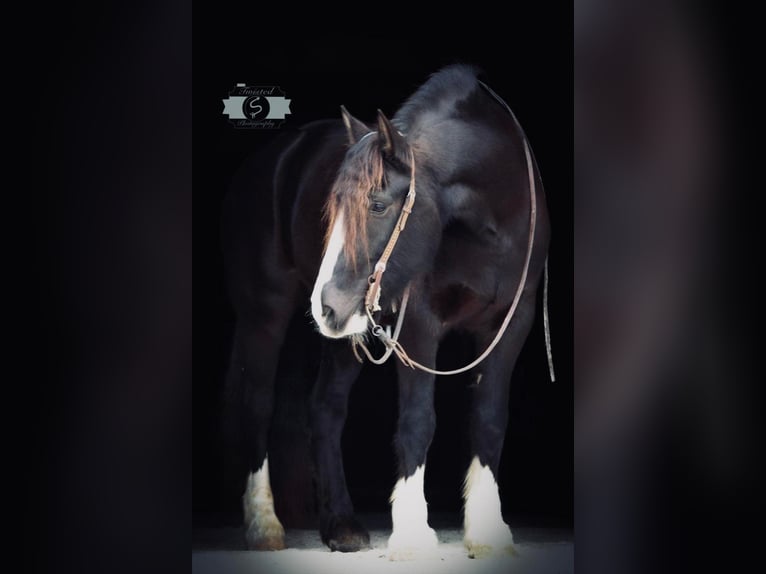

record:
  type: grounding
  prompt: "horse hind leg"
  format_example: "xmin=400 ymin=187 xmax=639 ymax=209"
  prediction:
xmin=229 ymin=291 xmax=296 ymax=550
xmin=243 ymin=456 xmax=284 ymax=550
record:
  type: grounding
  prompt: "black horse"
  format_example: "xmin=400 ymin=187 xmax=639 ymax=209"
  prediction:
xmin=222 ymin=65 xmax=551 ymax=559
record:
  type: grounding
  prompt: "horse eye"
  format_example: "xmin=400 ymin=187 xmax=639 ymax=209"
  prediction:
xmin=370 ymin=201 xmax=387 ymax=214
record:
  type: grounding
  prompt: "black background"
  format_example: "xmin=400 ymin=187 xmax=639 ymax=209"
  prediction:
xmin=194 ymin=13 xmax=573 ymax=529
xmin=36 ymin=1 xmax=766 ymax=572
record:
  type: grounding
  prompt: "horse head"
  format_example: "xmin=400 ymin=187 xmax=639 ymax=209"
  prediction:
xmin=310 ymin=108 xmax=441 ymax=338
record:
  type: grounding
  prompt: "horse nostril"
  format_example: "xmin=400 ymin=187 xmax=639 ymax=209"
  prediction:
xmin=322 ymin=305 xmax=335 ymax=321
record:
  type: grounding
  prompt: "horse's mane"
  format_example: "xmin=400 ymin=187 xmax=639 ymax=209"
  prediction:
xmin=394 ymin=64 xmax=481 ymax=133
xmin=325 ymin=65 xmax=481 ymax=267
xmin=324 ymin=135 xmax=385 ymax=269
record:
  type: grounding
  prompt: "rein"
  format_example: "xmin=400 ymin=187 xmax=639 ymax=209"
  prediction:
xmin=352 ymin=137 xmax=539 ymax=377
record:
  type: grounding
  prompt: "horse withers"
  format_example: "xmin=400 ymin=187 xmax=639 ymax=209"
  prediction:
xmin=221 ymin=64 xmax=551 ymax=559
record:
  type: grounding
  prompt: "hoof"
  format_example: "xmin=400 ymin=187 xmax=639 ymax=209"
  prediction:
xmin=464 ymin=522 xmax=515 ymax=558
xmin=245 ymin=515 xmax=285 ymax=551
xmin=387 ymin=526 xmax=438 ymax=561
xmin=320 ymin=514 xmax=370 ymax=552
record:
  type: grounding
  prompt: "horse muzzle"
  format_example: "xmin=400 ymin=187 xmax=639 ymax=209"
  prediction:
xmin=312 ymin=283 xmax=369 ymax=339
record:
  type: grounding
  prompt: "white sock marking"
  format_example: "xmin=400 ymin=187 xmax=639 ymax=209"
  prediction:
xmin=243 ymin=456 xmax=285 ymax=549
xmin=310 ymin=210 xmax=368 ymax=338
xmin=387 ymin=465 xmax=438 ymax=560
xmin=463 ymin=456 xmax=514 ymax=557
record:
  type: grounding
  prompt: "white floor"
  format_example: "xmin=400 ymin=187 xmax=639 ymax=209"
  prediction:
xmin=192 ymin=524 xmax=573 ymax=574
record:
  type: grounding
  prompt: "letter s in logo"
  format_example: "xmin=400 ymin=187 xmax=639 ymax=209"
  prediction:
xmin=243 ymin=96 xmax=270 ymax=120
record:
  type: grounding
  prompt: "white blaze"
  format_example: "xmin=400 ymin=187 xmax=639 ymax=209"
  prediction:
xmin=462 ymin=456 xmax=514 ymax=556
xmin=310 ymin=210 xmax=368 ymax=338
xmin=387 ymin=465 xmax=438 ymax=560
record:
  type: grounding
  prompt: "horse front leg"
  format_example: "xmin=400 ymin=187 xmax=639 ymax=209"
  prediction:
xmin=463 ymin=295 xmax=537 ymax=558
xmin=310 ymin=339 xmax=368 ymax=552
xmin=387 ymin=321 xmax=439 ymax=560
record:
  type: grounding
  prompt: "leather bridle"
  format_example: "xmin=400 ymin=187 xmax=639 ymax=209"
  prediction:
xmin=352 ymin=81 xmax=554 ymax=381
xmin=354 ymin=137 xmax=540 ymax=377
xmin=363 ymin=149 xmax=417 ymax=315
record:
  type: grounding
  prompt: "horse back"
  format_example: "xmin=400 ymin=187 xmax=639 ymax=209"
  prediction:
xmin=221 ymin=120 xmax=346 ymax=313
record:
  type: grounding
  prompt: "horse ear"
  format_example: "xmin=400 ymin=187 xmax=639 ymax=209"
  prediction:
xmin=376 ymin=109 xmax=405 ymax=157
xmin=340 ymin=105 xmax=370 ymax=145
